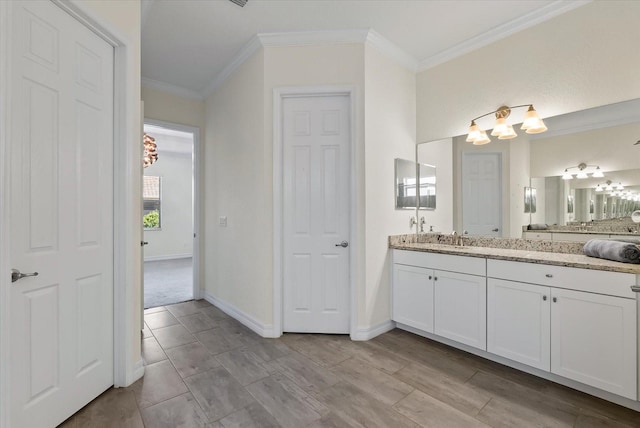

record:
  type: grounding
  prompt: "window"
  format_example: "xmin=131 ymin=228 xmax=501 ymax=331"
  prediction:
xmin=143 ymin=175 xmax=161 ymax=229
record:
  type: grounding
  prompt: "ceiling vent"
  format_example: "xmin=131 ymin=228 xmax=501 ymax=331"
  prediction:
xmin=229 ymin=0 xmax=247 ymax=7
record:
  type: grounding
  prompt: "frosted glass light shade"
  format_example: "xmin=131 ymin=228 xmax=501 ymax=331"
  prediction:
xmin=498 ymin=124 xmax=517 ymax=139
xmin=576 ymin=170 xmax=588 ymax=179
xmin=473 ymin=130 xmax=491 ymax=145
xmin=466 ymin=122 xmax=481 ymax=142
xmin=491 ymin=118 xmax=508 ymax=136
xmin=521 ymin=106 xmax=548 ymax=134
xmin=617 ymin=183 xmax=625 ymax=190
xmin=595 ymin=184 xmax=603 ymax=192
xmin=592 ymin=167 xmax=604 ymax=178
xmin=562 ymin=169 xmax=573 ymax=180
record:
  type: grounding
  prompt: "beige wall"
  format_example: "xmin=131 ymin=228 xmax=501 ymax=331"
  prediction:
xmin=141 ymin=86 xmax=206 ymax=132
xmin=363 ymin=44 xmax=416 ymax=327
xmin=417 ymin=1 xmax=640 ymax=143
xmin=205 ymin=50 xmax=268 ymax=322
xmin=72 ymin=0 xmax=142 ymax=384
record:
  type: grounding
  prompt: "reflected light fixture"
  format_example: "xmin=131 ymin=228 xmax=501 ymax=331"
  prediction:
xmin=617 ymin=182 xmax=625 ymax=190
xmin=143 ymin=133 xmax=158 ymax=168
xmin=595 ymin=184 xmax=603 ymax=192
xmin=562 ymin=163 xmax=603 ymax=180
xmin=466 ymin=104 xmax=547 ymax=145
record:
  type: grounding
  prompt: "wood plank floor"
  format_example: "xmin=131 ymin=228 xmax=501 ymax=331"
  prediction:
xmin=59 ymin=300 xmax=640 ymax=427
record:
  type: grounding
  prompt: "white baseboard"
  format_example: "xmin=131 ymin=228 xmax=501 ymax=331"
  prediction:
xmin=350 ymin=320 xmax=395 ymax=341
xmin=203 ymin=292 xmax=278 ymax=338
xmin=120 ymin=359 xmax=144 ymax=387
xmin=144 ymin=253 xmax=192 ymax=262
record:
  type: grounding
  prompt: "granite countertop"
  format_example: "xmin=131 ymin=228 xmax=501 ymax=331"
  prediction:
xmin=528 ymin=229 xmax=639 ymax=236
xmin=391 ymin=242 xmax=640 ymax=275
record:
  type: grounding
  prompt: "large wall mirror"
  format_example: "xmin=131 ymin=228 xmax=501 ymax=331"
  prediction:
xmin=416 ymin=98 xmax=640 ymax=238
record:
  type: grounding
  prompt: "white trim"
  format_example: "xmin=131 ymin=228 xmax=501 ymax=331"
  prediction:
xmin=350 ymin=320 xmax=396 ymax=341
xmin=144 ymin=254 xmax=192 ymax=262
xmin=0 ymin=1 xmax=13 ymax=426
xmin=396 ymin=322 xmax=640 ymax=412
xmin=203 ymin=293 xmax=277 ymax=338
xmin=203 ymin=35 xmax=263 ymax=98
xmin=132 ymin=358 xmax=145 ymax=381
xmin=365 ymin=30 xmax=419 ymax=72
xmin=418 ymin=0 xmax=591 ymax=71
xmin=143 ymin=118 xmax=202 ymax=300
xmin=273 ymin=86 xmax=358 ymax=338
xmin=259 ymin=29 xmax=368 ymax=47
xmin=142 ymin=77 xmax=204 ymax=101
xmin=203 ymin=29 xmax=418 ymax=97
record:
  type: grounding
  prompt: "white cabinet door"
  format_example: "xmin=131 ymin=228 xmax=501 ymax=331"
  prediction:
xmin=434 ymin=270 xmax=486 ymax=350
xmin=392 ymin=265 xmax=434 ymax=333
xmin=487 ymin=279 xmax=551 ymax=371
xmin=551 ymin=288 xmax=637 ymax=400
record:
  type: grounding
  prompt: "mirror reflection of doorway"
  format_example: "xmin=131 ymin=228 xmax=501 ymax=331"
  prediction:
xmin=143 ymin=123 xmax=195 ymax=308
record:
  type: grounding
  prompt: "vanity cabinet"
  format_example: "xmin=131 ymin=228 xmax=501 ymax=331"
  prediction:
xmin=392 ymin=250 xmax=486 ymax=351
xmin=392 ymin=264 xmax=434 ymax=333
xmin=487 ymin=278 xmax=550 ymax=371
xmin=487 ymin=260 xmax=637 ymax=400
xmin=434 ymin=270 xmax=486 ymax=350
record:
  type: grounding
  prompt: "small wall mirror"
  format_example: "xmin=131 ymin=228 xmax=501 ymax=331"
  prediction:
xmin=395 ymin=158 xmax=437 ymax=210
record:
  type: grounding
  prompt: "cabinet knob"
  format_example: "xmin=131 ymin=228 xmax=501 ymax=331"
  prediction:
xmin=428 ymin=276 xmax=432 ymax=280
xmin=434 ymin=277 xmax=438 ymax=281
xmin=553 ymin=297 xmax=557 ymax=303
xmin=545 ymin=274 xmax=553 ymax=278
xmin=543 ymin=295 xmax=547 ymax=301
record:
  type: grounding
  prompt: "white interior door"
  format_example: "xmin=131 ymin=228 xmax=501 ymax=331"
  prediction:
xmin=462 ymin=152 xmax=502 ymax=236
xmin=9 ymin=2 xmax=114 ymax=426
xmin=282 ymin=95 xmax=351 ymax=333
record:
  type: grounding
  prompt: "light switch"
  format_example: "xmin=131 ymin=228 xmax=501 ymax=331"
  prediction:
xmin=219 ymin=216 xmax=227 ymax=227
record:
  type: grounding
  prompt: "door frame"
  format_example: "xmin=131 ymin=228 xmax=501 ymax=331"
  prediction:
xmin=143 ymin=118 xmax=202 ymax=301
xmin=272 ymin=86 xmax=357 ymax=338
xmin=0 ymin=1 xmax=138 ymax=426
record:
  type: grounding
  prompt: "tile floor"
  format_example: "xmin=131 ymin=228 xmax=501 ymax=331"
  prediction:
xmin=59 ymin=299 xmax=640 ymax=427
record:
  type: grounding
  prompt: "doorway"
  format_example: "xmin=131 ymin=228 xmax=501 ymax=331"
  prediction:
xmin=142 ymin=122 xmax=198 ymax=308
xmin=462 ymin=152 xmax=503 ymax=236
xmin=274 ymin=88 xmax=355 ymax=335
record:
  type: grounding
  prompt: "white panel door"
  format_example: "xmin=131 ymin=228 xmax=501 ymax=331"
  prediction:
xmin=550 ymin=289 xmax=636 ymax=400
xmin=392 ymin=264 xmax=434 ymax=333
xmin=434 ymin=270 xmax=486 ymax=350
xmin=283 ymin=95 xmax=350 ymax=333
xmin=9 ymin=2 xmax=114 ymax=427
xmin=462 ymin=152 xmax=502 ymax=236
xmin=487 ymin=279 xmax=551 ymax=371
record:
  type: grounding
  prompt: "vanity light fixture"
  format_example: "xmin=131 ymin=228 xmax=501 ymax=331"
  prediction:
xmin=562 ymin=163 xmax=603 ymax=180
xmin=595 ymin=184 xmax=603 ymax=192
xmin=466 ymin=104 xmax=547 ymax=145
xmin=605 ymin=180 xmax=614 ymax=191
xmin=617 ymin=182 xmax=625 ymax=190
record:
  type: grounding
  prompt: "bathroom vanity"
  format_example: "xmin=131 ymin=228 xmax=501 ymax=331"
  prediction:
xmin=389 ymin=236 xmax=640 ymax=410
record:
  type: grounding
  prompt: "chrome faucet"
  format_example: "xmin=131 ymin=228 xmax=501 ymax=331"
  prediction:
xmin=419 ymin=217 xmax=426 ymax=233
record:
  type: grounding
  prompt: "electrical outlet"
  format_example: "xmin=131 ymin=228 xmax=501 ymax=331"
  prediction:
xmin=219 ymin=216 xmax=227 ymax=227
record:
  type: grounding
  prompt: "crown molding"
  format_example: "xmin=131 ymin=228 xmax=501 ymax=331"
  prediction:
xmin=203 ymin=34 xmax=263 ymax=98
xmin=203 ymin=29 xmax=420 ymax=96
xmin=365 ymin=29 xmax=419 ymax=72
xmin=418 ymin=0 xmax=591 ymax=71
xmin=258 ymin=29 xmax=369 ymax=47
xmin=142 ymin=77 xmax=204 ymax=101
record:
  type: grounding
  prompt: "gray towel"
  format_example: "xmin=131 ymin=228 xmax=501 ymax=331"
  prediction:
xmin=527 ymin=224 xmax=548 ymax=230
xmin=583 ymin=239 xmax=640 ymax=264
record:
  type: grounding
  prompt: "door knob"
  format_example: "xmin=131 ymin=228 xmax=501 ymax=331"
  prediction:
xmin=141 ymin=241 xmax=149 ymax=246
xmin=335 ymin=241 xmax=349 ymax=248
xmin=11 ymin=269 xmax=39 ymax=283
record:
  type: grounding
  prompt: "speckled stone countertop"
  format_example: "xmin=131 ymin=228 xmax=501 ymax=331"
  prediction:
xmin=389 ymin=234 xmax=640 ymax=274
xmin=525 ymin=229 xmax=640 ymax=236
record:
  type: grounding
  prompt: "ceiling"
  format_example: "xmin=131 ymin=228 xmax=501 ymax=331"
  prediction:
xmin=141 ymin=0 xmax=588 ymax=98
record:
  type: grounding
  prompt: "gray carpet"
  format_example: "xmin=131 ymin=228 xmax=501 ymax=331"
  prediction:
xmin=144 ymin=257 xmax=193 ymax=308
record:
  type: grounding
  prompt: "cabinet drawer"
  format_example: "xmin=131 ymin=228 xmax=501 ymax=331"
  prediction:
xmin=393 ymin=249 xmax=485 ymax=276
xmin=551 ymin=233 xmax=593 ymax=242
xmin=523 ymin=231 xmax=551 ymax=240
xmin=487 ymin=259 xmax=635 ymax=298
